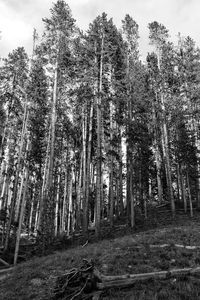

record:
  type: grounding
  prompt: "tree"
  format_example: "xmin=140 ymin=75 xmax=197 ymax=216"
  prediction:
xmin=38 ymin=0 xmax=76 ymax=246
xmin=148 ymin=21 xmax=175 ymax=216
xmin=0 ymin=47 xmax=29 ymax=251
xmin=122 ymin=14 xmax=139 ymax=227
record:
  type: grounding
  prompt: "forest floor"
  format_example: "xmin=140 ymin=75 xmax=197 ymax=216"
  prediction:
xmin=1 ymin=209 xmax=200 ymax=299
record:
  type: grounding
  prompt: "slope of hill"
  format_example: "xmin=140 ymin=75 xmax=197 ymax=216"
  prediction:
xmin=1 ymin=212 xmax=200 ymax=299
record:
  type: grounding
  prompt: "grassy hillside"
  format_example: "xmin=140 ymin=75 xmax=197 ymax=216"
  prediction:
xmin=1 ymin=214 xmax=200 ymax=299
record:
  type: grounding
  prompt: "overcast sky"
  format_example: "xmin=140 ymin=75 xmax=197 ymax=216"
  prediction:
xmin=0 ymin=0 xmax=200 ymax=60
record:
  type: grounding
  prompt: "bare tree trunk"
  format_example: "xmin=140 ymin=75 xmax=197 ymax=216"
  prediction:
xmin=61 ymin=165 xmax=68 ymax=233
xmin=193 ymin=119 xmax=200 ymax=207
xmin=186 ymin=170 xmax=193 ymax=217
xmin=152 ymin=99 xmax=163 ymax=203
xmin=176 ymin=162 xmax=181 ymax=203
xmin=34 ymin=198 xmax=40 ymax=233
xmin=39 ymin=56 xmax=58 ymax=240
xmin=130 ymin=167 xmax=135 ymax=228
xmin=180 ymin=164 xmax=187 ymax=213
xmin=82 ymin=108 xmax=87 ymax=234
xmin=84 ymin=101 xmax=93 ymax=234
xmin=38 ymin=125 xmax=51 ymax=230
xmin=55 ymin=168 xmax=61 ymax=236
xmin=14 ymin=166 xmax=26 ymax=223
xmin=14 ymin=165 xmax=29 ymax=265
xmin=161 ymin=107 xmax=175 ymax=215
xmin=76 ymin=152 xmax=82 ymax=229
xmin=4 ymin=103 xmax=29 ymax=252
xmin=157 ymin=52 xmax=175 ymax=216
xmin=118 ymin=128 xmax=124 ymax=216
xmin=95 ymin=34 xmax=104 ymax=237
xmin=0 ymin=144 xmax=10 ymax=210
xmin=67 ymin=172 xmax=73 ymax=236
xmin=48 ymin=59 xmax=57 ymax=194
xmin=28 ymin=197 xmax=34 ymax=234
xmin=109 ymin=100 xmax=114 ymax=227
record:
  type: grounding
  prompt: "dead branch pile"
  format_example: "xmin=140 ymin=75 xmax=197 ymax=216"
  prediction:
xmin=52 ymin=260 xmax=101 ymax=300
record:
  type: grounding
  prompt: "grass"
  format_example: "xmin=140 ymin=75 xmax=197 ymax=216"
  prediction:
xmin=1 ymin=213 xmax=200 ymax=299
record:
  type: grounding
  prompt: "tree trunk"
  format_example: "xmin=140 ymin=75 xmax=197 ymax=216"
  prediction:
xmin=109 ymin=100 xmax=114 ymax=227
xmin=14 ymin=165 xmax=29 ymax=265
xmin=180 ymin=163 xmax=187 ymax=213
xmin=39 ymin=56 xmax=58 ymax=241
xmin=67 ymin=171 xmax=73 ymax=236
xmin=95 ymin=33 xmax=104 ymax=238
xmin=61 ymin=165 xmax=68 ymax=233
xmin=130 ymin=165 xmax=135 ymax=228
xmin=152 ymin=99 xmax=163 ymax=203
xmin=85 ymin=101 xmax=94 ymax=234
xmin=82 ymin=108 xmax=88 ymax=234
xmin=118 ymin=128 xmax=124 ymax=216
xmin=4 ymin=103 xmax=29 ymax=252
xmin=186 ymin=170 xmax=193 ymax=217
xmin=14 ymin=166 xmax=26 ymax=223
xmin=157 ymin=52 xmax=175 ymax=216
xmin=55 ymin=168 xmax=61 ymax=236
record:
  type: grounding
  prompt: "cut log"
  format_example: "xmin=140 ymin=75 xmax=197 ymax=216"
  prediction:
xmin=97 ymin=266 xmax=200 ymax=290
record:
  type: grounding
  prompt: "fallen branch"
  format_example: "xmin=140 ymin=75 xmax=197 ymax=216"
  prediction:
xmin=97 ymin=266 xmax=200 ymax=290
xmin=156 ymin=203 xmax=170 ymax=209
xmin=82 ymin=240 xmax=88 ymax=248
xmin=0 ymin=267 xmax=14 ymax=275
xmin=0 ymin=258 xmax=10 ymax=267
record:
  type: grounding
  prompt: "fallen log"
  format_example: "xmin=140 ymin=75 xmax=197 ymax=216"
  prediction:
xmin=156 ymin=203 xmax=170 ymax=209
xmin=132 ymin=244 xmax=200 ymax=250
xmin=97 ymin=266 xmax=200 ymax=290
xmin=52 ymin=259 xmax=200 ymax=299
